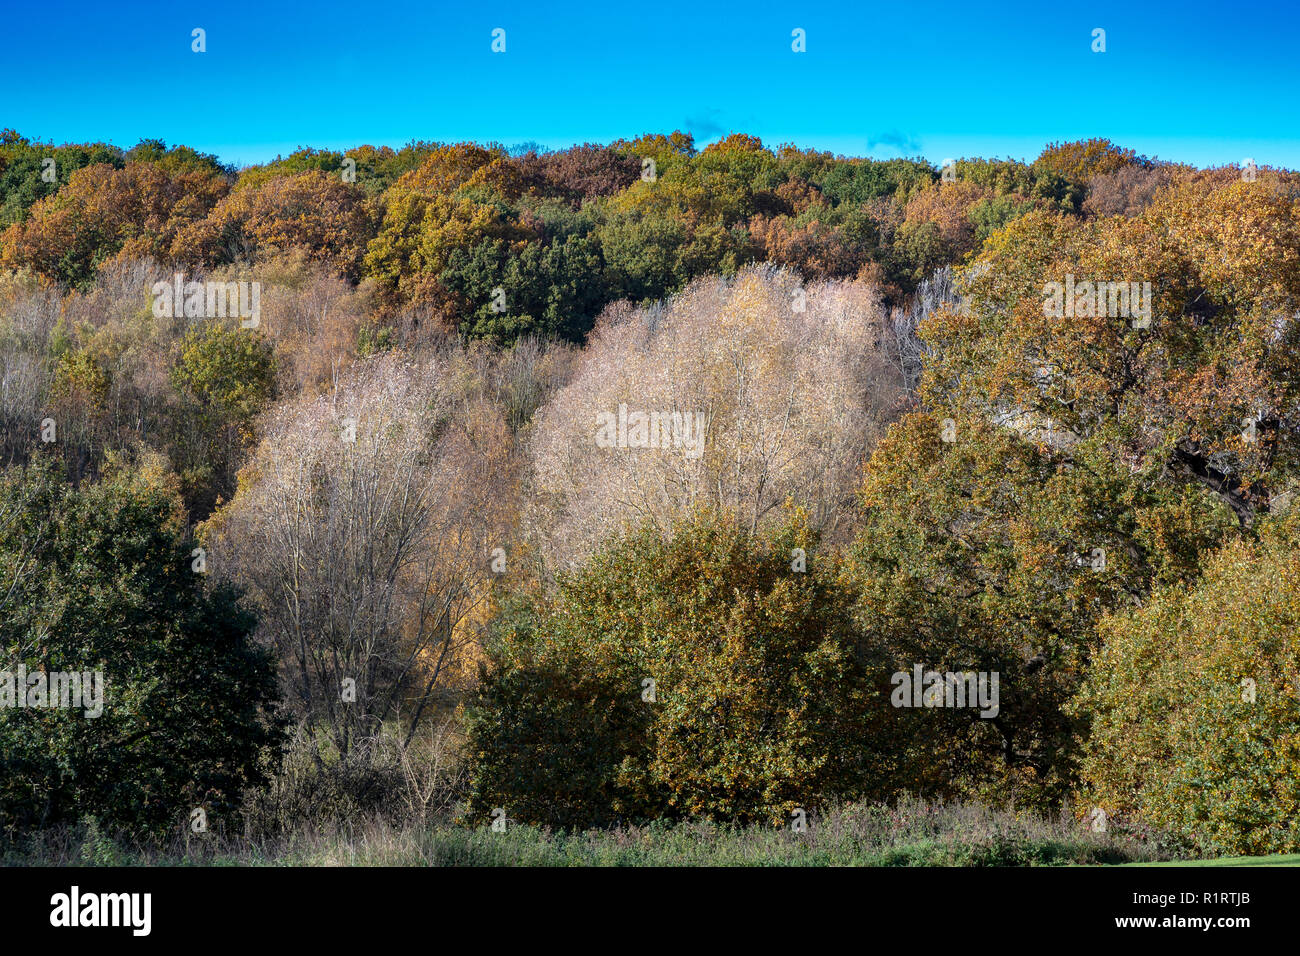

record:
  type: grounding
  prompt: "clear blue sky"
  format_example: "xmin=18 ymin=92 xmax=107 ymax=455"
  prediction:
xmin=3 ymin=0 xmax=1298 ymax=169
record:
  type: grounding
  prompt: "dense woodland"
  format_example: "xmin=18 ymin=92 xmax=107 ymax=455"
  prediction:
xmin=1 ymin=129 xmax=1298 ymax=856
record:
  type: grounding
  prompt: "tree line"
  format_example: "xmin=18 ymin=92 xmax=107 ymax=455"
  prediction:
xmin=1 ymin=131 xmax=1297 ymax=855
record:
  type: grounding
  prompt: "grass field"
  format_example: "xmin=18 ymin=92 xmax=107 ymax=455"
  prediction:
xmin=11 ymin=828 xmax=1295 ymax=866
xmin=4 ymin=799 xmax=1198 ymax=867
xmin=10 ymin=798 xmax=1296 ymax=867
xmin=1126 ymin=853 xmax=1300 ymax=867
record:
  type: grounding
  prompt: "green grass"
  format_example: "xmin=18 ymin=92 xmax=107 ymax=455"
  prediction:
xmin=1125 ymin=852 xmax=1300 ymax=867
xmin=4 ymin=798 xmax=1189 ymax=867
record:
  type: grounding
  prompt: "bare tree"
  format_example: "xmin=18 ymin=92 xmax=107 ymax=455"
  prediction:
xmin=0 ymin=273 xmax=62 ymax=466
xmin=208 ymin=350 xmax=518 ymax=765
xmin=886 ymin=264 xmax=969 ymax=392
xmin=526 ymin=264 xmax=907 ymax=573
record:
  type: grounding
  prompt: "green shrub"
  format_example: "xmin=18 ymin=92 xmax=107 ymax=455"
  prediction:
xmin=0 ymin=455 xmax=285 ymax=836
xmin=1074 ymin=509 xmax=1300 ymax=854
xmin=848 ymin=412 xmax=1237 ymax=810
xmin=465 ymin=510 xmax=896 ymax=828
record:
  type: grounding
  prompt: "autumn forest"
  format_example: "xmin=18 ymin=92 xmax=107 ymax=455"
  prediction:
xmin=1 ymin=128 xmax=1298 ymax=866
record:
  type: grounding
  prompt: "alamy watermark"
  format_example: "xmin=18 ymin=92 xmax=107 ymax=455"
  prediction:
xmin=50 ymin=886 xmax=150 ymax=936
xmin=151 ymin=273 xmax=261 ymax=328
xmin=890 ymin=665 xmax=999 ymax=718
xmin=595 ymin=403 xmax=706 ymax=459
xmin=1043 ymin=274 xmax=1152 ymax=328
xmin=1 ymin=665 xmax=104 ymax=718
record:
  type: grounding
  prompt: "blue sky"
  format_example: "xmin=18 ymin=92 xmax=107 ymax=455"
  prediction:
xmin=3 ymin=0 xmax=1298 ymax=169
